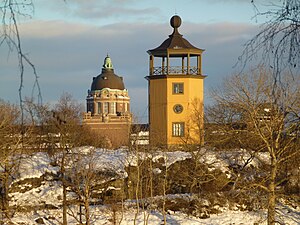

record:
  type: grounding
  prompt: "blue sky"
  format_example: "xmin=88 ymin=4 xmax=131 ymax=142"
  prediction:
xmin=0 ymin=0 xmax=273 ymax=122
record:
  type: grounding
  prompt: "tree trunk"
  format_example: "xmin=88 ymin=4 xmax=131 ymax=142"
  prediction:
xmin=79 ymin=204 xmax=83 ymax=224
xmin=84 ymin=199 xmax=90 ymax=225
xmin=62 ymin=183 xmax=67 ymax=225
xmin=162 ymin=158 xmax=167 ymax=225
xmin=268 ymin=159 xmax=277 ymax=225
xmin=1 ymin=170 xmax=10 ymax=220
xmin=133 ymin=159 xmax=140 ymax=225
xmin=61 ymin=144 xmax=67 ymax=225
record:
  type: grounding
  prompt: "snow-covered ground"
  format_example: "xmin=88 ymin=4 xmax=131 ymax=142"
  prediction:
xmin=6 ymin=147 xmax=300 ymax=224
xmin=10 ymin=204 xmax=300 ymax=225
xmin=12 ymin=147 xmax=268 ymax=182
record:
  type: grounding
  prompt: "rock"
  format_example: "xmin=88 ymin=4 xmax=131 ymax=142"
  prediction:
xmin=35 ymin=217 xmax=45 ymax=224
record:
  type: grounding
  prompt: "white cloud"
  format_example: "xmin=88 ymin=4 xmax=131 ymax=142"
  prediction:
xmin=64 ymin=0 xmax=161 ymax=20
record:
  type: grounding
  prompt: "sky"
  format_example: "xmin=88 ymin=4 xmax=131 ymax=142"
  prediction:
xmin=0 ymin=0 xmax=274 ymax=123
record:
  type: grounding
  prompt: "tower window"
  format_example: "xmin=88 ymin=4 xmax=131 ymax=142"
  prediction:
xmin=172 ymin=122 xmax=185 ymax=137
xmin=173 ymin=83 xmax=184 ymax=94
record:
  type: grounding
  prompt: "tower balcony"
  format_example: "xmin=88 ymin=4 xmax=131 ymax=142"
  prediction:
xmin=150 ymin=66 xmax=201 ymax=76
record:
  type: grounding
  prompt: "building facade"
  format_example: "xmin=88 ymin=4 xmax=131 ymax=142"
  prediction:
xmin=83 ymin=55 xmax=131 ymax=147
xmin=146 ymin=15 xmax=206 ymax=146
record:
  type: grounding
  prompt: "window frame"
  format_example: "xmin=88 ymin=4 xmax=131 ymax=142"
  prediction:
xmin=172 ymin=82 xmax=184 ymax=94
xmin=173 ymin=104 xmax=183 ymax=114
xmin=172 ymin=122 xmax=185 ymax=137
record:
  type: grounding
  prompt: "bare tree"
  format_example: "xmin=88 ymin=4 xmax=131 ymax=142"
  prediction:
xmin=183 ymin=98 xmax=205 ymax=146
xmin=0 ymin=100 xmax=23 ymax=221
xmin=1 ymin=0 xmax=42 ymax=122
xmin=240 ymin=0 xmax=300 ymax=80
xmin=210 ymin=67 xmax=300 ymax=225
xmin=42 ymin=93 xmax=84 ymax=225
xmin=53 ymin=93 xmax=83 ymax=125
xmin=66 ymin=148 xmax=98 ymax=225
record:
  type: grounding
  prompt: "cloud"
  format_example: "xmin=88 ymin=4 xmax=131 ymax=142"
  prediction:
xmin=71 ymin=0 xmax=136 ymax=4
xmin=74 ymin=6 xmax=160 ymax=20
xmin=201 ymin=0 xmax=272 ymax=3
xmin=64 ymin=0 xmax=161 ymax=20
xmin=182 ymin=22 xmax=257 ymax=45
xmin=20 ymin=20 xmax=92 ymax=38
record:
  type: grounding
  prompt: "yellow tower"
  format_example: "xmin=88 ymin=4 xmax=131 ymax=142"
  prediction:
xmin=146 ymin=15 xmax=206 ymax=147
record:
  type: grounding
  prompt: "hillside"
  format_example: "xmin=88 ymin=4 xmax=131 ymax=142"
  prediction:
xmin=3 ymin=147 xmax=300 ymax=224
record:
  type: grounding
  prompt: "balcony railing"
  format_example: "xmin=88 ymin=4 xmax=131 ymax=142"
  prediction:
xmin=151 ymin=66 xmax=200 ymax=76
xmin=83 ymin=112 xmax=131 ymax=123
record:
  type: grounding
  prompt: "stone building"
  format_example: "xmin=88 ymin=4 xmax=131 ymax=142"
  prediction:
xmin=83 ymin=55 xmax=131 ymax=147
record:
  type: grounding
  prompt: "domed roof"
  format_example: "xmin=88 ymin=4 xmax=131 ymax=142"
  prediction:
xmin=91 ymin=56 xmax=125 ymax=91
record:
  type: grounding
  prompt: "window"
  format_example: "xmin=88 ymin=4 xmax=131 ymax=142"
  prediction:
xmin=172 ymin=122 xmax=185 ymax=137
xmin=97 ymin=102 xmax=102 ymax=114
xmin=103 ymin=102 xmax=109 ymax=114
xmin=110 ymin=102 xmax=116 ymax=114
xmin=173 ymin=104 xmax=183 ymax=114
xmin=173 ymin=83 xmax=184 ymax=94
xmin=125 ymin=103 xmax=129 ymax=112
xmin=87 ymin=102 xmax=92 ymax=113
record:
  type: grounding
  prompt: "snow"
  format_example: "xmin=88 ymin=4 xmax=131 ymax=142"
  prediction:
xmin=10 ymin=181 xmax=62 ymax=208
xmin=68 ymin=147 xmax=264 ymax=175
xmin=14 ymin=152 xmax=59 ymax=183
xmin=6 ymin=146 xmax=300 ymax=225
xmin=10 ymin=205 xmax=300 ymax=225
xmin=152 ymin=151 xmax=192 ymax=168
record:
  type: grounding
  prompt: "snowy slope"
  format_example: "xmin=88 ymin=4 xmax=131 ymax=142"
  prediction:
xmin=6 ymin=146 xmax=300 ymax=225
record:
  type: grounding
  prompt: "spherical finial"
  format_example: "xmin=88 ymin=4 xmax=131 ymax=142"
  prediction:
xmin=170 ymin=15 xmax=181 ymax=28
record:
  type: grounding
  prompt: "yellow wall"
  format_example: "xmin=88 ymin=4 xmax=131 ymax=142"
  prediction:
xmin=166 ymin=77 xmax=204 ymax=145
xmin=149 ymin=78 xmax=168 ymax=145
xmin=149 ymin=76 xmax=204 ymax=146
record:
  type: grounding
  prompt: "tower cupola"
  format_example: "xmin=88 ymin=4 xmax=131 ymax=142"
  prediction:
xmin=147 ymin=15 xmax=205 ymax=77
